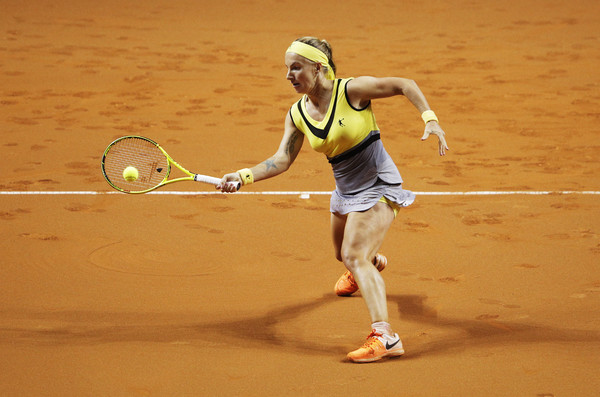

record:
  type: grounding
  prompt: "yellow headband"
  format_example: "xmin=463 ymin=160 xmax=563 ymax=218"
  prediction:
xmin=286 ymin=41 xmax=335 ymax=80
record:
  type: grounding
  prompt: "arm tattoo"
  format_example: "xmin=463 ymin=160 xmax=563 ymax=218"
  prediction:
xmin=263 ymin=159 xmax=277 ymax=170
xmin=286 ymin=131 xmax=301 ymax=155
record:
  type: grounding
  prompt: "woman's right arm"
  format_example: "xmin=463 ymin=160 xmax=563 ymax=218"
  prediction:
xmin=218 ymin=112 xmax=304 ymax=192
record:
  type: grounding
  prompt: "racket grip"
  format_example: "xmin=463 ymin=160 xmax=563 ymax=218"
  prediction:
xmin=226 ymin=181 xmax=241 ymax=191
xmin=194 ymin=174 xmax=241 ymax=191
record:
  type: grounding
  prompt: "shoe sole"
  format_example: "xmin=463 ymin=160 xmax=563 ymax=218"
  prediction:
xmin=347 ymin=348 xmax=405 ymax=363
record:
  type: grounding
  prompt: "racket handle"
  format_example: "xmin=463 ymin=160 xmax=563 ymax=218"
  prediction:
xmin=194 ymin=174 xmax=241 ymax=191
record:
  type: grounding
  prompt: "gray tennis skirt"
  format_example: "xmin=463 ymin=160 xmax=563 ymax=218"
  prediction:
xmin=330 ymin=181 xmax=415 ymax=215
xmin=328 ymin=131 xmax=416 ymax=215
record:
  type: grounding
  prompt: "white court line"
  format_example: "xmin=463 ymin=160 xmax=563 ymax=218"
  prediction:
xmin=0 ymin=191 xmax=599 ymax=196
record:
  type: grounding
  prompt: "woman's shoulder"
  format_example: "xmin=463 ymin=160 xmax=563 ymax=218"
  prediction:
xmin=288 ymin=95 xmax=304 ymax=112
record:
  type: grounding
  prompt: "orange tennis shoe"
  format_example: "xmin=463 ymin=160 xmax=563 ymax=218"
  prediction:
xmin=334 ymin=253 xmax=387 ymax=296
xmin=347 ymin=330 xmax=405 ymax=363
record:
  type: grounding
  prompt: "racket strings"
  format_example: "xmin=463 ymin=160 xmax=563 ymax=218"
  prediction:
xmin=103 ymin=137 xmax=169 ymax=192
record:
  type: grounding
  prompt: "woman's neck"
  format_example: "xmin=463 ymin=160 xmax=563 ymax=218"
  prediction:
xmin=306 ymin=78 xmax=335 ymax=117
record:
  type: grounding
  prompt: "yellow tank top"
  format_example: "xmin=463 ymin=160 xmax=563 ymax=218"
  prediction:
xmin=289 ymin=78 xmax=379 ymax=159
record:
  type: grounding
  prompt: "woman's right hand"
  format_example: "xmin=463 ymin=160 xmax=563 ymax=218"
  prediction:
xmin=217 ymin=172 xmax=242 ymax=193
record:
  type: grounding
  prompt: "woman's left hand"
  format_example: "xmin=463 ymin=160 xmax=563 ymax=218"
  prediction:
xmin=421 ymin=121 xmax=449 ymax=156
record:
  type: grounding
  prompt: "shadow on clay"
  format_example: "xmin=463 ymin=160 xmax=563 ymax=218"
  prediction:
xmin=2 ymin=294 xmax=599 ymax=360
xmin=390 ymin=294 xmax=600 ymax=360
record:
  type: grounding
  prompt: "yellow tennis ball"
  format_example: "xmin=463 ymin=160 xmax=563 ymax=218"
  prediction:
xmin=123 ymin=166 xmax=139 ymax=182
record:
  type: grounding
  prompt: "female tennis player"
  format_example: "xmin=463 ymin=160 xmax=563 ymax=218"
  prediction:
xmin=218 ymin=37 xmax=448 ymax=362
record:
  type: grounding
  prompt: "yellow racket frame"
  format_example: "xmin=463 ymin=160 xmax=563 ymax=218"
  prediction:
xmin=102 ymin=135 xmax=227 ymax=194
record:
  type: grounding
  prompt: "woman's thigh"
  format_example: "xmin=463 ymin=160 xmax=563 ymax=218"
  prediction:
xmin=331 ymin=211 xmax=347 ymax=262
xmin=332 ymin=202 xmax=395 ymax=264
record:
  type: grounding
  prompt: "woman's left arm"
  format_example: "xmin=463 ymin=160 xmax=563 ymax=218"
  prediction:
xmin=347 ymin=76 xmax=449 ymax=156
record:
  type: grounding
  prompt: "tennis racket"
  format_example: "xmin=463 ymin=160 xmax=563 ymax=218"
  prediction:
xmin=101 ymin=135 xmax=240 ymax=194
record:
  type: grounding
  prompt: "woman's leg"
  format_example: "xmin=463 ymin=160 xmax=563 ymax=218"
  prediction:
xmin=330 ymin=211 xmax=347 ymax=262
xmin=332 ymin=202 xmax=395 ymax=322
xmin=333 ymin=203 xmax=405 ymax=362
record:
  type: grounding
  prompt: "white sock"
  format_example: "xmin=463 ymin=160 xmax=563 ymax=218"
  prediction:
xmin=371 ymin=321 xmax=393 ymax=336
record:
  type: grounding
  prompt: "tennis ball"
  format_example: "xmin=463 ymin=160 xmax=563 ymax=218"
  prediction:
xmin=123 ymin=166 xmax=139 ymax=182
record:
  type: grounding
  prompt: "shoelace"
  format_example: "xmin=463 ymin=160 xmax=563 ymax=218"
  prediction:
xmin=360 ymin=330 xmax=383 ymax=350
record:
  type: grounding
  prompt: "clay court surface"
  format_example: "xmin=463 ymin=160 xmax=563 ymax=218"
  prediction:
xmin=1 ymin=0 xmax=599 ymax=395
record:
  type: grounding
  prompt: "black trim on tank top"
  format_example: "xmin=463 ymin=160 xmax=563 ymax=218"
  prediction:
xmin=344 ymin=79 xmax=370 ymax=112
xmin=328 ymin=133 xmax=381 ymax=164
xmin=296 ymin=79 xmax=341 ymax=139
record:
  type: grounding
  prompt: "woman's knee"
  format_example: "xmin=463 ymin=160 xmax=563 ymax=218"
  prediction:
xmin=340 ymin=247 xmax=369 ymax=272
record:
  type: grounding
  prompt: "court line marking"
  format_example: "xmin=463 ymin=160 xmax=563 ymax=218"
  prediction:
xmin=1 ymin=191 xmax=599 ymax=196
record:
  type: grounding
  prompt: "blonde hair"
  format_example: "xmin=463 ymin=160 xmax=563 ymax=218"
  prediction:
xmin=295 ymin=36 xmax=336 ymax=75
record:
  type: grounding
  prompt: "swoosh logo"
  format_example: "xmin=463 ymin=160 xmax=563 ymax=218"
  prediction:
xmin=386 ymin=338 xmax=400 ymax=350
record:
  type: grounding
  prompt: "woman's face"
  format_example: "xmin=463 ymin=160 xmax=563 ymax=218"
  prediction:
xmin=285 ymin=52 xmax=316 ymax=94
